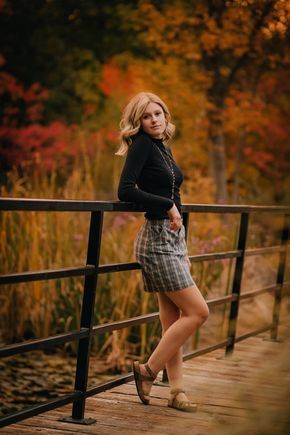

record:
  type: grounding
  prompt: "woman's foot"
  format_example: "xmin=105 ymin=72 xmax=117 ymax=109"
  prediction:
xmin=132 ymin=361 xmax=157 ymax=405
xmin=139 ymin=363 xmax=156 ymax=397
xmin=168 ymin=388 xmax=198 ymax=412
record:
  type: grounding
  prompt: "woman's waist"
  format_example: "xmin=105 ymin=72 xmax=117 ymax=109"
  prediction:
xmin=145 ymin=216 xmax=183 ymax=225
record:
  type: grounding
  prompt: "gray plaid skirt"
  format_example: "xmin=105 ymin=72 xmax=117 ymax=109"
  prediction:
xmin=134 ymin=218 xmax=195 ymax=293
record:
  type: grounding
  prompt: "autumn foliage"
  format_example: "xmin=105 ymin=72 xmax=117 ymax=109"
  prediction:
xmin=0 ymin=0 xmax=289 ymax=381
xmin=0 ymin=0 xmax=289 ymax=203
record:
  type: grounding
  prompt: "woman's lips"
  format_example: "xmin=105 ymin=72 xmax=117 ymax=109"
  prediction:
xmin=151 ymin=125 xmax=161 ymax=129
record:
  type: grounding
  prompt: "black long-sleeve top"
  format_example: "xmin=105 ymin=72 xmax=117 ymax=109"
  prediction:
xmin=117 ymin=131 xmax=184 ymax=220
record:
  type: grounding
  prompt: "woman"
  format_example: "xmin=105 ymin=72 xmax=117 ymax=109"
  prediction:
xmin=116 ymin=92 xmax=209 ymax=412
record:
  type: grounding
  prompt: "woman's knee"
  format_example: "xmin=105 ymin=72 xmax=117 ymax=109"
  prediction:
xmin=185 ymin=287 xmax=209 ymax=327
xmin=195 ymin=303 xmax=209 ymax=327
xmin=184 ymin=302 xmax=209 ymax=328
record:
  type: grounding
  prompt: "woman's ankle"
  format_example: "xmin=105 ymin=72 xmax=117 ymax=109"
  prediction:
xmin=144 ymin=362 xmax=158 ymax=380
xmin=170 ymin=386 xmax=184 ymax=394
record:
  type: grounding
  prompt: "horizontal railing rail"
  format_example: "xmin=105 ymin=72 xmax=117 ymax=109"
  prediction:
xmin=1 ymin=197 xmax=290 ymax=213
xmin=0 ymin=246 xmax=287 ymax=285
xmin=0 ymin=198 xmax=289 ymax=428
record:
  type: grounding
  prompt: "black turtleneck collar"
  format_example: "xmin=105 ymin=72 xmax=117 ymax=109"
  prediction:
xmin=150 ymin=136 xmax=164 ymax=145
xmin=133 ymin=128 xmax=168 ymax=151
xmin=136 ymin=129 xmax=166 ymax=148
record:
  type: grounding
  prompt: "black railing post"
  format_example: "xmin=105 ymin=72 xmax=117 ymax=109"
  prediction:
xmin=61 ymin=211 xmax=103 ymax=425
xmin=271 ymin=213 xmax=290 ymax=340
xmin=226 ymin=212 xmax=249 ymax=355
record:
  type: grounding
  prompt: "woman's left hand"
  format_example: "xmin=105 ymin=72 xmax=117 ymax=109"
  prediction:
xmin=169 ymin=218 xmax=182 ymax=231
xmin=167 ymin=204 xmax=182 ymax=231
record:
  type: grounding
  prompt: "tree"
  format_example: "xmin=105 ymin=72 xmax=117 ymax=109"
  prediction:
xmin=0 ymin=0 xmax=141 ymax=124
xmin=131 ymin=0 xmax=290 ymax=203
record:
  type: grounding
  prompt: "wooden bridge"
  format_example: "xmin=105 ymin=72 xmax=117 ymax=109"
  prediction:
xmin=1 ymin=199 xmax=290 ymax=434
xmin=2 ymin=321 xmax=290 ymax=435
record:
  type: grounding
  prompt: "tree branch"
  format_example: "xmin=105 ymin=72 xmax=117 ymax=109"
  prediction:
xmin=225 ymin=0 xmax=276 ymax=90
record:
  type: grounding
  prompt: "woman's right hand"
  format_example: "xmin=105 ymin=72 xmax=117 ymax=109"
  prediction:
xmin=167 ymin=203 xmax=182 ymax=231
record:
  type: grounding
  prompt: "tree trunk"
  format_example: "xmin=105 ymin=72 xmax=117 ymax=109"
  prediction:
xmin=207 ymin=105 xmax=228 ymax=204
xmin=233 ymin=130 xmax=245 ymax=204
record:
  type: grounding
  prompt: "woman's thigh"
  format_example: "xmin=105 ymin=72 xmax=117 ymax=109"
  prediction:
xmin=156 ymin=292 xmax=180 ymax=330
xmin=165 ymin=284 xmax=209 ymax=318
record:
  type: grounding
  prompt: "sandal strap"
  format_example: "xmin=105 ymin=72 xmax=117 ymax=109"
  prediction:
xmin=137 ymin=373 xmax=154 ymax=382
xmin=170 ymin=388 xmax=185 ymax=395
xmin=144 ymin=363 xmax=157 ymax=380
xmin=133 ymin=361 xmax=154 ymax=382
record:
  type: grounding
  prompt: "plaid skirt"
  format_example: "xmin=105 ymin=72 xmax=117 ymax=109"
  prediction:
xmin=134 ymin=218 xmax=195 ymax=293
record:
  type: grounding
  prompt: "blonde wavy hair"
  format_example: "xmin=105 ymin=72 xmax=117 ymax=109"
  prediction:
xmin=115 ymin=92 xmax=175 ymax=156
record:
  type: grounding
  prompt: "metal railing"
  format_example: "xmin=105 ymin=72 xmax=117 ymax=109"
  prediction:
xmin=0 ymin=198 xmax=289 ymax=427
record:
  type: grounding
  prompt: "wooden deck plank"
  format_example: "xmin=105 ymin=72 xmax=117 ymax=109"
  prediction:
xmin=1 ymin=322 xmax=290 ymax=435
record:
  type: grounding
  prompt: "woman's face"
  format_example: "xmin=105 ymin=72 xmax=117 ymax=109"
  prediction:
xmin=140 ymin=102 xmax=166 ymax=139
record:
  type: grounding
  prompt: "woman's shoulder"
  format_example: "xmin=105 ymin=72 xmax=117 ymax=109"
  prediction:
xmin=131 ymin=131 xmax=153 ymax=149
xmin=124 ymin=132 xmax=154 ymax=165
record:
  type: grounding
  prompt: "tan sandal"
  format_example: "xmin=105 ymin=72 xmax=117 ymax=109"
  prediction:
xmin=168 ymin=388 xmax=198 ymax=412
xmin=132 ymin=361 xmax=157 ymax=405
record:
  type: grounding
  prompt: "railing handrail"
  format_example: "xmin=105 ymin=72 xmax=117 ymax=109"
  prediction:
xmin=1 ymin=197 xmax=290 ymax=213
xmin=0 ymin=197 xmax=289 ymax=428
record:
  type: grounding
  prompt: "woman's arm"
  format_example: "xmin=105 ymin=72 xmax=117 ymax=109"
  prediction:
xmin=117 ymin=135 xmax=174 ymax=211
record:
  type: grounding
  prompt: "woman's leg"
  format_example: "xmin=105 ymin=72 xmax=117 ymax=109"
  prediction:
xmin=156 ymin=292 xmax=183 ymax=390
xmin=138 ymin=284 xmax=209 ymax=397
xmin=148 ymin=284 xmax=209 ymax=373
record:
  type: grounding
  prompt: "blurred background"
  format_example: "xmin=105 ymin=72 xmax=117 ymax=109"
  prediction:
xmin=1 ymin=0 xmax=290 ymax=204
xmin=0 ymin=0 xmax=290 ymax=418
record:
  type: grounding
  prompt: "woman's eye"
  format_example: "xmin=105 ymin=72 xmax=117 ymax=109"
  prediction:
xmin=142 ymin=112 xmax=161 ymax=120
